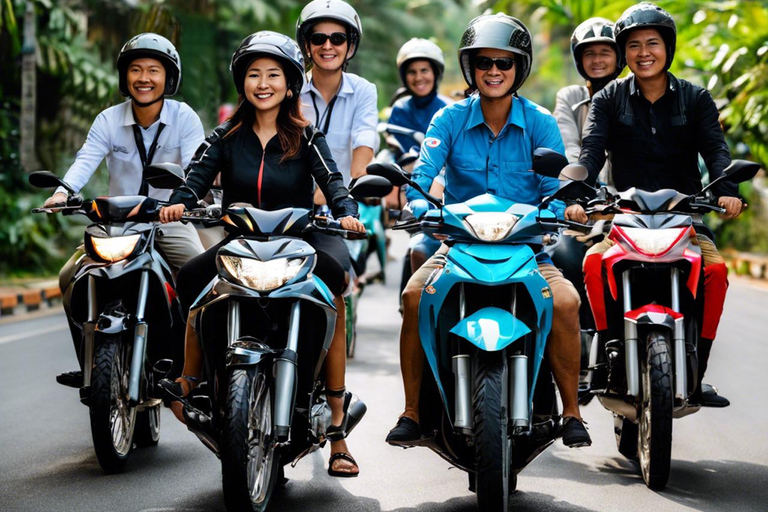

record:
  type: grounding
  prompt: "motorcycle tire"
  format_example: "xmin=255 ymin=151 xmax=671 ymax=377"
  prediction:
xmin=134 ymin=404 xmax=161 ymax=447
xmin=638 ymin=332 xmax=673 ymax=490
xmin=345 ymin=295 xmax=357 ymax=359
xmin=473 ymin=352 xmax=512 ymax=512
xmin=89 ymin=334 xmax=137 ymax=474
xmin=221 ymin=367 xmax=280 ymax=512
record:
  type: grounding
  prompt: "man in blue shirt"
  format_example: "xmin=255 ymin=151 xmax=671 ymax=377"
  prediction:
xmin=387 ymin=13 xmax=591 ymax=447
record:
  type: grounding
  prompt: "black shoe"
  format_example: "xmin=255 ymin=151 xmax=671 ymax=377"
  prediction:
xmin=385 ymin=416 xmax=421 ymax=444
xmin=690 ymin=383 xmax=730 ymax=408
xmin=56 ymin=371 xmax=83 ymax=388
xmin=561 ymin=416 xmax=592 ymax=448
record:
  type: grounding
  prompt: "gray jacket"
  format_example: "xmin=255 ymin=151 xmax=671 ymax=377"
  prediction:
xmin=554 ymin=84 xmax=612 ymax=185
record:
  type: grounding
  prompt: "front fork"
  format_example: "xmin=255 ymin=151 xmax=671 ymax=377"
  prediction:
xmin=82 ymin=271 xmax=151 ymax=405
xmin=622 ymin=268 xmax=687 ymax=401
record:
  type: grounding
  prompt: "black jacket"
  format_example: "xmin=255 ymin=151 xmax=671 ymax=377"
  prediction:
xmin=579 ymin=73 xmax=737 ymax=197
xmin=170 ymin=124 xmax=358 ymax=218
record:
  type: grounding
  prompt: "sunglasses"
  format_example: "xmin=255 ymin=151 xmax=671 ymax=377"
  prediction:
xmin=474 ymin=56 xmax=515 ymax=71
xmin=309 ymin=32 xmax=348 ymax=46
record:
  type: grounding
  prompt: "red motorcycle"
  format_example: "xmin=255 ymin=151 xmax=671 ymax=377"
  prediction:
xmin=578 ymin=160 xmax=759 ymax=489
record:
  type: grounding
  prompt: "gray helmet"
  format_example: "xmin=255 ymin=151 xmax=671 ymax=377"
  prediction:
xmin=396 ymin=38 xmax=445 ymax=88
xmin=117 ymin=33 xmax=181 ymax=96
xmin=458 ymin=13 xmax=532 ymax=94
xmin=614 ymin=2 xmax=676 ymax=71
xmin=571 ymin=18 xmax=620 ymax=81
xmin=230 ymin=31 xmax=307 ymax=96
xmin=296 ymin=0 xmax=362 ymax=67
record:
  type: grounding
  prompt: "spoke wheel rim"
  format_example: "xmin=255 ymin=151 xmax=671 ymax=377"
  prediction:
xmin=247 ymin=375 xmax=274 ymax=506
xmin=109 ymin=344 xmax=136 ymax=456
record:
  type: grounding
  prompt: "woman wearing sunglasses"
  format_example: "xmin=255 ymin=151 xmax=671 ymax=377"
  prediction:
xmin=158 ymin=31 xmax=365 ymax=478
xmin=386 ymin=13 xmax=591 ymax=449
xmin=296 ymin=0 xmax=378 ymax=187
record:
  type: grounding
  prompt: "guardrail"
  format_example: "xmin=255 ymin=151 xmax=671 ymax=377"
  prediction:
xmin=723 ymin=250 xmax=768 ymax=280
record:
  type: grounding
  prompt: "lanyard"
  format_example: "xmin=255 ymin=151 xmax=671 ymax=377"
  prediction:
xmin=132 ymin=122 xmax=166 ymax=196
xmin=310 ymin=91 xmax=338 ymax=134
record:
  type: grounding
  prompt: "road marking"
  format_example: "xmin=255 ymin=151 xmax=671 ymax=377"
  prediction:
xmin=0 ymin=324 xmax=64 ymax=345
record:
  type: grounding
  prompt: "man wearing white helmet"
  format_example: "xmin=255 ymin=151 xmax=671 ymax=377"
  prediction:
xmin=388 ymin=38 xmax=452 ymax=154
xmin=296 ymin=0 xmax=378 ymax=186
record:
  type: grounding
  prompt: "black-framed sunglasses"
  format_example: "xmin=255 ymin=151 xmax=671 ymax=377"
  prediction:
xmin=474 ymin=56 xmax=515 ymax=71
xmin=309 ymin=32 xmax=348 ymax=46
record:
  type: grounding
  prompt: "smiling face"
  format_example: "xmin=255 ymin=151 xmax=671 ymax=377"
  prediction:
xmin=581 ymin=43 xmax=617 ymax=80
xmin=308 ymin=21 xmax=348 ymax=72
xmin=243 ymin=57 xmax=288 ymax=114
xmin=405 ymin=59 xmax=436 ymax=98
xmin=473 ymin=48 xmax=516 ymax=99
xmin=625 ymin=28 xmax=667 ymax=80
xmin=126 ymin=57 xmax=166 ymax=104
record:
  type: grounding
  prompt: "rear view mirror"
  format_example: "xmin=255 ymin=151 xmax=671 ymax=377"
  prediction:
xmin=29 ymin=170 xmax=74 ymax=192
xmin=143 ymin=162 xmax=185 ymax=190
xmin=349 ymin=175 xmax=393 ymax=200
xmin=722 ymin=159 xmax=761 ymax=183
xmin=366 ymin=162 xmax=411 ymax=187
xmin=532 ymin=148 xmax=569 ymax=178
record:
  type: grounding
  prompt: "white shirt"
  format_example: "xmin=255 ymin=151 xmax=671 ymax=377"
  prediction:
xmin=57 ymin=99 xmax=205 ymax=200
xmin=301 ymin=72 xmax=379 ymax=185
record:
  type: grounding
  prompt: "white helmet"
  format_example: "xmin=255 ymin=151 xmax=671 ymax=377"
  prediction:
xmin=396 ymin=38 xmax=445 ymax=87
xmin=296 ymin=0 xmax=362 ymax=67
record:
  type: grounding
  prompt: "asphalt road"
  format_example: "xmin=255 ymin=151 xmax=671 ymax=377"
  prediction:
xmin=1 ymin=232 xmax=767 ymax=512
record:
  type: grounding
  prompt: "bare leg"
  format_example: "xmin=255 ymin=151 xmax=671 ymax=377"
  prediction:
xmin=326 ymin=295 xmax=358 ymax=475
xmin=399 ymin=284 xmax=424 ymax=423
xmin=170 ymin=311 xmax=202 ymax=423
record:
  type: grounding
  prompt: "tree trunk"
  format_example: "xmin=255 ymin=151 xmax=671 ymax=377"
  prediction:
xmin=20 ymin=1 xmax=40 ymax=172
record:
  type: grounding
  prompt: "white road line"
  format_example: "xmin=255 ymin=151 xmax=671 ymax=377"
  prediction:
xmin=0 ymin=324 xmax=64 ymax=345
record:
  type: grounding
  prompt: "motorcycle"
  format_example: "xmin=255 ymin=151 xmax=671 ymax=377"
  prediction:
xmin=160 ymin=173 xmax=390 ymax=511
xmin=576 ymin=159 xmax=759 ymax=489
xmin=368 ymin=150 xmax=589 ymax=511
xmin=29 ymin=164 xmax=186 ymax=473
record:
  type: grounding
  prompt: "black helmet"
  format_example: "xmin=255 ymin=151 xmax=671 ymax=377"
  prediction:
xmin=571 ymin=18 xmax=621 ymax=81
xmin=396 ymin=38 xmax=445 ymax=89
xmin=614 ymin=2 xmax=676 ymax=71
xmin=117 ymin=33 xmax=181 ymax=97
xmin=296 ymin=0 xmax=362 ymax=67
xmin=458 ymin=13 xmax=532 ymax=94
xmin=230 ymin=31 xmax=307 ymax=96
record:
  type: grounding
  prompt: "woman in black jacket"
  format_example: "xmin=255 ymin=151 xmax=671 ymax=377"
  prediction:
xmin=159 ymin=31 xmax=364 ymax=476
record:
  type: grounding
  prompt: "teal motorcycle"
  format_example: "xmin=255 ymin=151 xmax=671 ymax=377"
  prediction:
xmin=368 ymin=150 xmax=589 ymax=511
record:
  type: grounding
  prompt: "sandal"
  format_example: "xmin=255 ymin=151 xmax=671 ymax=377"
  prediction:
xmin=328 ymin=452 xmax=359 ymax=478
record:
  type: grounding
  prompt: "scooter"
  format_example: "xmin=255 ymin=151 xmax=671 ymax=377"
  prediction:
xmin=576 ymin=159 xmax=759 ymax=489
xmin=160 ymin=172 xmax=389 ymax=511
xmin=28 ymin=164 xmax=186 ymax=473
xmin=368 ymin=150 xmax=589 ymax=511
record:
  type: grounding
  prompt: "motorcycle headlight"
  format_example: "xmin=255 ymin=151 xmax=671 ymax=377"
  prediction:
xmin=218 ymin=255 xmax=307 ymax=291
xmin=464 ymin=213 xmax=518 ymax=242
xmin=89 ymin=234 xmax=141 ymax=262
xmin=620 ymin=227 xmax=688 ymax=256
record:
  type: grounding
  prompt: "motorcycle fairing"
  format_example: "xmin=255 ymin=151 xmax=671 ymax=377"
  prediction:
xmin=625 ymin=304 xmax=682 ymax=331
xmin=450 ymin=307 xmax=531 ymax=351
xmin=419 ymin=242 xmax=552 ymax=414
xmin=222 ymin=206 xmax=310 ymax=237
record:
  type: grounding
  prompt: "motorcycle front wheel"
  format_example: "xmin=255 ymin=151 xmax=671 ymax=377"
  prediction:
xmin=221 ymin=367 xmax=280 ymax=512
xmin=89 ymin=334 xmax=137 ymax=473
xmin=473 ymin=352 xmax=512 ymax=511
xmin=638 ymin=331 xmax=673 ymax=490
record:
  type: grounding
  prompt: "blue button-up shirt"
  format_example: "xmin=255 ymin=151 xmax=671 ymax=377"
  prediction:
xmin=407 ymin=94 xmax=565 ymax=210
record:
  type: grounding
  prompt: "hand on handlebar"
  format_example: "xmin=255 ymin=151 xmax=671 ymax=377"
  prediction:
xmin=564 ymin=204 xmax=588 ymax=224
xmin=159 ymin=204 xmax=185 ymax=224
xmin=339 ymin=216 xmax=365 ymax=233
xmin=718 ymin=196 xmax=746 ymax=219
xmin=43 ymin=192 xmax=68 ymax=212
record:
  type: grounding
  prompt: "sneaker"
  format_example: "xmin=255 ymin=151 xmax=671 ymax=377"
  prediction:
xmin=690 ymin=383 xmax=730 ymax=408
xmin=56 ymin=371 xmax=83 ymax=388
xmin=385 ymin=416 xmax=421 ymax=444
xmin=561 ymin=416 xmax=592 ymax=448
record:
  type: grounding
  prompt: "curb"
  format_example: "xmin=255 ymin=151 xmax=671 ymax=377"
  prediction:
xmin=0 ymin=280 xmax=62 ymax=320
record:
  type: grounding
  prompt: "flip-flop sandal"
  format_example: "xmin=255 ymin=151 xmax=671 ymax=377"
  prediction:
xmin=328 ymin=452 xmax=359 ymax=478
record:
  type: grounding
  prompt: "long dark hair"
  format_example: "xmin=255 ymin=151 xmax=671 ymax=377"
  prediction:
xmin=224 ymin=61 xmax=309 ymax=162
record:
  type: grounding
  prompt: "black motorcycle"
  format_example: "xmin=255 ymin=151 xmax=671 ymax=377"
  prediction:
xmin=29 ymin=164 xmax=186 ymax=473
xmin=160 ymin=173 xmax=389 ymax=511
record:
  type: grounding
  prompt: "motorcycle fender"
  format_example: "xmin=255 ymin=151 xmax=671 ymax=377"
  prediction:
xmin=225 ymin=344 xmax=280 ymax=368
xmin=625 ymin=305 xmax=682 ymax=331
xmin=95 ymin=312 xmax=129 ymax=334
xmin=449 ymin=307 xmax=531 ymax=352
